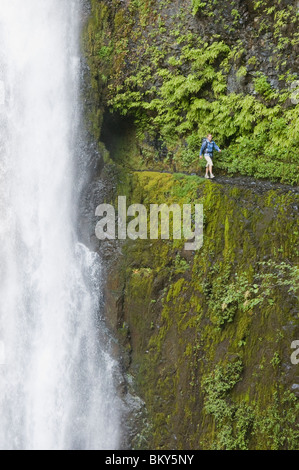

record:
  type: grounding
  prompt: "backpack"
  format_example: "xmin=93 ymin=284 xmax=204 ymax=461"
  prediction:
xmin=202 ymin=138 xmax=209 ymax=154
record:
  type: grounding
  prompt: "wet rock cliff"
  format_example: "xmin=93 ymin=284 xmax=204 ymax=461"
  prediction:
xmin=82 ymin=0 xmax=299 ymax=449
xmin=96 ymin=169 xmax=299 ymax=450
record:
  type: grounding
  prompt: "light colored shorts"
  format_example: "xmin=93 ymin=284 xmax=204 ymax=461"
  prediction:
xmin=204 ymin=155 xmax=213 ymax=167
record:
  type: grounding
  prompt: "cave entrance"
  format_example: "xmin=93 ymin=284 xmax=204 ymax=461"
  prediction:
xmin=101 ymin=110 xmax=138 ymax=165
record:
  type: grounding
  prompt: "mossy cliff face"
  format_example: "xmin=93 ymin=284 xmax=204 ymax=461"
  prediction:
xmin=101 ymin=170 xmax=299 ymax=450
xmin=83 ymin=0 xmax=299 ymax=184
xmin=82 ymin=0 xmax=299 ymax=450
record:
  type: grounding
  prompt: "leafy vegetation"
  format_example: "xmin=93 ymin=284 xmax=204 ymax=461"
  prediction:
xmin=203 ymin=360 xmax=299 ymax=450
xmin=84 ymin=0 xmax=299 ymax=451
xmin=205 ymin=260 xmax=299 ymax=327
xmin=84 ymin=0 xmax=299 ymax=184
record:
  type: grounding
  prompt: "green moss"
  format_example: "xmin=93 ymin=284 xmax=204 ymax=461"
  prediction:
xmin=84 ymin=0 xmax=299 ymax=450
xmin=107 ymin=171 xmax=299 ymax=449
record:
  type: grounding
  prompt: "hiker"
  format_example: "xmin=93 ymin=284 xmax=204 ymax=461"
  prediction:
xmin=200 ymin=134 xmax=222 ymax=179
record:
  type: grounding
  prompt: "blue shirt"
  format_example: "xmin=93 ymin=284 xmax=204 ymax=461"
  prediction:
xmin=200 ymin=139 xmax=220 ymax=157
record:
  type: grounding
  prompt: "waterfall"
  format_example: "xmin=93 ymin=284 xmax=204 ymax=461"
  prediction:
xmin=0 ymin=0 xmax=120 ymax=450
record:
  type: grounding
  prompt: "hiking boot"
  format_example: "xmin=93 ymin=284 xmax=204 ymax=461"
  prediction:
xmin=205 ymin=174 xmax=209 ymax=179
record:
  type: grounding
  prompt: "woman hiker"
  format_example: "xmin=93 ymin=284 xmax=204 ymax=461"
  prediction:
xmin=200 ymin=133 xmax=222 ymax=179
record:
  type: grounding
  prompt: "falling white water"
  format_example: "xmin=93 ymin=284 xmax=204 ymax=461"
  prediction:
xmin=0 ymin=0 xmax=120 ymax=450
